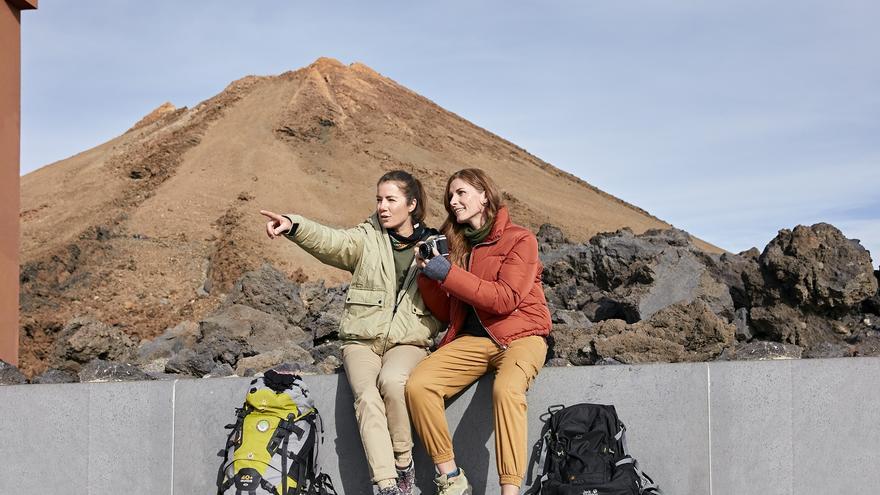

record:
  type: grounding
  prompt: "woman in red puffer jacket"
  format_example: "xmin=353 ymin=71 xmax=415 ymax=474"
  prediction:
xmin=405 ymin=168 xmax=551 ymax=495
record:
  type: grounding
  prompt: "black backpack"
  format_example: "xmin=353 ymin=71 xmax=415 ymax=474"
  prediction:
xmin=525 ymin=404 xmax=662 ymax=495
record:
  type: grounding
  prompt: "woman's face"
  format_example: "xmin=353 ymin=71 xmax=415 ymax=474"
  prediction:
xmin=448 ymin=178 xmax=487 ymax=229
xmin=376 ymin=181 xmax=416 ymax=233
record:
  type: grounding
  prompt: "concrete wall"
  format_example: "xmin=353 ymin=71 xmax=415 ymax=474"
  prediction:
xmin=1 ymin=358 xmax=878 ymax=494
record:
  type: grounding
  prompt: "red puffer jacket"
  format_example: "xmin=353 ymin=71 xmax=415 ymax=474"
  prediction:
xmin=418 ymin=206 xmax=552 ymax=348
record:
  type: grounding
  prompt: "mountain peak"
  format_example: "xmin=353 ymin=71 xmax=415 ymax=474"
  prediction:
xmin=127 ymin=101 xmax=178 ymax=132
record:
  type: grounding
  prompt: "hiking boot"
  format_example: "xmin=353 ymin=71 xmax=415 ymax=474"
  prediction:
xmin=433 ymin=469 xmax=472 ymax=495
xmin=396 ymin=461 xmax=415 ymax=495
xmin=377 ymin=484 xmax=402 ymax=495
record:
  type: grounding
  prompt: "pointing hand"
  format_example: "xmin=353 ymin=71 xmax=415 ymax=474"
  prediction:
xmin=260 ymin=210 xmax=293 ymax=239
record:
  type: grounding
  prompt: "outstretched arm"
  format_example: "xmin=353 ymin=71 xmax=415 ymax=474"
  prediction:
xmin=260 ymin=209 xmax=365 ymax=272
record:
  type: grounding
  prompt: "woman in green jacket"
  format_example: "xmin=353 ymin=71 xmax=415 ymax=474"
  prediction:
xmin=260 ymin=170 xmax=443 ymax=495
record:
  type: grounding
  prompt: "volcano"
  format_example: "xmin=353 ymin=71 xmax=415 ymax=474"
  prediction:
xmin=18 ymin=57 xmax=716 ymax=375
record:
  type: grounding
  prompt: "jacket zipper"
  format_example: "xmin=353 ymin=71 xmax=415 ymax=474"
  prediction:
xmin=382 ymin=244 xmax=419 ymax=354
xmin=466 ymin=238 xmax=508 ymax=350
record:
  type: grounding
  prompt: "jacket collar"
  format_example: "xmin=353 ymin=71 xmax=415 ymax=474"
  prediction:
xmin=483 ymin=205 xmax=512 ymax=243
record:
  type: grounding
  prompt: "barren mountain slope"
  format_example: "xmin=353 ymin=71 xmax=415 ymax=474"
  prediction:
xmin=19 ymin=57 xmax=717 ymax=375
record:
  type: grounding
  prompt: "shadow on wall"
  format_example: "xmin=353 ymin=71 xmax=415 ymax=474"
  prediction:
xmin=333 ymin=373 xmax=496 ymax=494
xmin=333 ymin=373 xmax=371 ymax=494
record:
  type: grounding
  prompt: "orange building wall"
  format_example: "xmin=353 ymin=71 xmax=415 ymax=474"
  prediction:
xmin=1 ymin=0 xmax=37 ymax=366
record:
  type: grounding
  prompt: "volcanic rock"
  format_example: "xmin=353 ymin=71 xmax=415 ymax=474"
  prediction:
xmin=224 ymin=264 xmax=308 ymax=326
xmin=753 ymin=223 xmax=876 ymax=312
xmin=234 ymin=347 xmax=314 ymax=376
xmin=733 ymin=307 xmax=752 ymax=341
xmin=165 ymin=348 xmax=217 ymax=377
xmin=547 ymin=324 xmax=597 ymax=366
xmin=0 ymin=360 xmax=28 ymax=385
xmin=591 ymin=300 xmax=735 ymax=363
xmin=78 ymin=359 xmax=155 ymax=382
xmin=299 ymin=282 xmax=347 ymax=341
xmin=32 ymin=368 xmax=78 ymax=384
xmin=541 ymin=228 xmax=734 ymax=323
xmin=136 ymin=320 xmax=200 ymax=362
xmin=199 ymin=304 xmax=310 ymax=366
xmin=732 ymin=341 xmax=803 ymax=360
xmin=51 ymin=318 xmax=137 ymax=370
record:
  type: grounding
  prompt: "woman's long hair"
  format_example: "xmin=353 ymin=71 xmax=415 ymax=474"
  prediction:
xmin=442 ymin=168 xmax=504 ymax=267
xmin=377 ymin=170 xmax=427 ymax=225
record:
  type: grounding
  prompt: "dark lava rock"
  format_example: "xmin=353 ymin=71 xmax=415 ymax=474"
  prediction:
xmin=78 ymin=359 xmax=155 ymax=382
xmin=234 ymin=347 xmax=314 ymax=376
xmin=802 ymin=342 xmax=853 ymax=359
xmin=165 ymin=348 xmax=217 ymax=377
xmin=0 ymin=360 xmax=28 ymax=385
xmin=541 ymin=227 xmax=734 ymax=323
xmin=733 ymin=307 xmax=752 ymax=341
xmin=200 ymin=304 xmax=310 ymax=364
xmin=51 ymin=317 xmax=136 ymax=369
xmin=32 ymin=368 xmax=78 ymax=384
xmin=591 ymin=300 xmax=735 ymax=363
xmin=299 ymin=282 xmax=347 ymax=341
xmin=309 ymin=342 xmax=342 ymax=364
xmin=547 ymin=324 xmax=597 ymax=366
xmin=206 ymin=363 xmax=235 ymax=377
xmin=755 ymin=223 xmax=876 ymax=312
xmin=537 ymin=223 xmax=567 ymax=247
xmin=137 ymin=321 xmax=200 ymax=362
xmin=731 ymin=341 xmax=803 ymax=360
xmin=224 ymin=264 xmax=308 ymax=326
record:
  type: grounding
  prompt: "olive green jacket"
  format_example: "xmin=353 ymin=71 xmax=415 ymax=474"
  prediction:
xmin=283 ymin=213 xmax=443 ymax=353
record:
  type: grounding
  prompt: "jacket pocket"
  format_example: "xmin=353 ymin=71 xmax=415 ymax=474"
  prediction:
xmin=339 ymin=287 xmax=385 ymax=340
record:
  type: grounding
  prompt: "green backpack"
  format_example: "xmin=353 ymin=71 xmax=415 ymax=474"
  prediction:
xmin=216 ymin=369 xmax=336 ymax=495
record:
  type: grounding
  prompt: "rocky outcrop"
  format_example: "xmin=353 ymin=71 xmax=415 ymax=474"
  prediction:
xmin=590 ymin=300 xmax=735 ymax=364
xmin=542 ymin=228 xmax=734 ymax=325
xmin=51 ymin=318 xmax=137 ymax=371
xmin=223 ymin=264 xmax=308 ymax=327
xmin=14 ymin=222 xmax=878 ymax=384
xmin=1 ymin=360 xmax=28 ymax=385
xmin=742 ymin=224 xmax=878 ymax=350
xmin=78 ymin=359 xmax=155 ymax=382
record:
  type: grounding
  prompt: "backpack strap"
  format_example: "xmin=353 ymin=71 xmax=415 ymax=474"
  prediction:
xmin=281 ymin=426 xmax=291 ymax=495
xmin=217 ymin=406 xmax=250 ymax=494
xmin=615 ymin=456 xmax=663 ymax=494
xmin=523 ymin=404 xmax=564 ymax=495
xmin=310 ymin=473 xmax=338 ymax=495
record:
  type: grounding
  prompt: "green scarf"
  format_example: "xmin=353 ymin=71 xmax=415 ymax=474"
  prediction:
xmin=464 ymin=218 xmax=494 ymax=246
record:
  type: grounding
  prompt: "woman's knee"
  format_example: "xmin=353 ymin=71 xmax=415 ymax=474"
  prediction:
xmin=377 ymin=371 xmax=406 ymax=399
xmin=353 ymin=385 xmax=383 ymax=414
xmin=404 ymin=368 xmax=432 ymax=401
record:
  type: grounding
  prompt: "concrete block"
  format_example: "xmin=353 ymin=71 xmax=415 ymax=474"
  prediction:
xmin=528 ymin=363 xmax=711 ymax=495
xmin=172 ymin=377 xmax=250 ymax=494
xmin=791 ymin=357 xmax=880 ymax=493
xmin=316 ymin=373 xmax=374 ymax=495
xmin=87 ymin=380 xmax=175 ymax=495
xmin=709 ymin=359 xmax=793 ymax=495
xmin=0 ymin=383 xmax=90 ymax=494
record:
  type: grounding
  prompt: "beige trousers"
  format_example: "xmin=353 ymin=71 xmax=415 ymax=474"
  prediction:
xmin=342 ymin=343 xmax=428 ymax=482
xmin=405 ymin=335 xmax=547 ymax=487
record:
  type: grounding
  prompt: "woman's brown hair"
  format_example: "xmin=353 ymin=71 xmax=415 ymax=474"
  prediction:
xmin=441 ymin=168 xmax=504 ymax=267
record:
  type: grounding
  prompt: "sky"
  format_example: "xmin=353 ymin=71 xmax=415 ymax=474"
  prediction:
xmin=20 ymin=0 xmax=880 ymax=264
